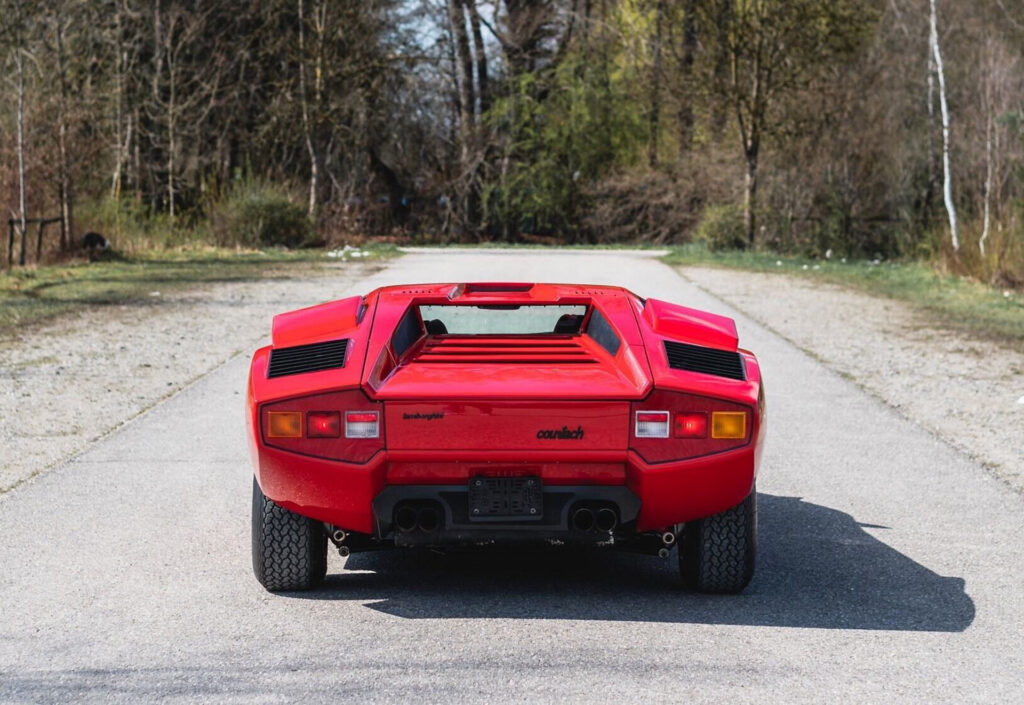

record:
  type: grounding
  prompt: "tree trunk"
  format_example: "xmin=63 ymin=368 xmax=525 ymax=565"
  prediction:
xmin=168 ymin=60 xmax=176 ymax=221
xmin=744 ymin=155 xmax=757 ymax=245
xmin=152 ymin=0 xmax=164 ymax=214
xmin=298 ymin=0 xmax=317 ymax=217
xmin=677 ymin=0 xmax=697 ymax=157
xmin=929 ymin=0 xmax=958 ymax=253
xmin=448 ymin=0 xmax=475 ymax=157
xmin=980 ymin=45 xmax=994 ymax=259
xmin=111 ymin=1 xmax=125 ymax=202
xmin=447 ymin=0 xmax=477 ymax=234
xmin=56 ymin=14 xmax=74 ymax=251
xmin=924 ymin=42 xmax=937 ymax=222
xmin=15 ymin=0 xmax=28 ymax=266
xmin=466 ymin=0 xmax=488 ymax=113
xmin=647 ymin=0 xmax=664 ymax=167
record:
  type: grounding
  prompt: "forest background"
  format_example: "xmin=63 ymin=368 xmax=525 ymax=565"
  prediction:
xmin=1 ymin=0 xmax=1022 ymax=286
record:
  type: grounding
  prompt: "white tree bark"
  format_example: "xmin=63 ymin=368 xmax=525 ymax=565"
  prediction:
xmin=15 ymin=0 xmax=28 ymax=266
xmin=928 ymin=0 xmax=959 ymax=253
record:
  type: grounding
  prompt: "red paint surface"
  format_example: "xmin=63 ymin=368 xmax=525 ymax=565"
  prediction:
xmin=247 ymin=282 xmax=766 ymax=535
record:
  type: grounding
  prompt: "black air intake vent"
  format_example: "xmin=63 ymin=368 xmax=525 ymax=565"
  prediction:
xmin=268 ymin=338 xmax=348 ymax=378
xmin=664 ymin=340 xmax=745 ymax=381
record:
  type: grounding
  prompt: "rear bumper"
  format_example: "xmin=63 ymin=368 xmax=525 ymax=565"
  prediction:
xmin=252 ymin=442 xmax=760 ymax=535
xmin=372 ymin=483 xmax=642 ymax=544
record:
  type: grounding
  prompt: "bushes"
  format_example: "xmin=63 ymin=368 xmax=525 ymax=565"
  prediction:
xmin=210 ymin=182 xmax=312 ymax=248
xmin=695 ymin=204 xmax=748 ymax=251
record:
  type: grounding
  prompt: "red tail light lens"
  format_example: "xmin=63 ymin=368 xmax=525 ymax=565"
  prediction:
xmin=307 ymin=411 xmax=341 ymax=438
xmin=345 ymin=411 xmax=380 ymax=438
xmin=674 ymin=412 xmax=707 ymax=438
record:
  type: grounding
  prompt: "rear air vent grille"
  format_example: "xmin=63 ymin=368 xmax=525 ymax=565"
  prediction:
xmin=415 ymin=336 xmax=597 ymax=364
xmin=664 ymin=341 xmax=745 ymax=381
xmin=268 ymin=339 xmax=348 ymax=378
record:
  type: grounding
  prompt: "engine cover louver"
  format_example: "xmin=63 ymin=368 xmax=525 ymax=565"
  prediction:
xmin=664 ymin=340 xmax=745 ymax=381
xmin=268 ymin=338 xmax=348 ymax=378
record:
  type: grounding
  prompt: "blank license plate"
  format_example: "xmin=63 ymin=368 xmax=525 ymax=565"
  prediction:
xmin=468 ymin=476 xmax=542 ymax=522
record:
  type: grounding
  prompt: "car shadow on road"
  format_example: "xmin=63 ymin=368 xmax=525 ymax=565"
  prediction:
xmin=291 ymin=493 xmax=974 ymax=632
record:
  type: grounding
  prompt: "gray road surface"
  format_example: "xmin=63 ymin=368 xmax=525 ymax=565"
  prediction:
xmin=1 ymin=250 xmax=1021 ymax=703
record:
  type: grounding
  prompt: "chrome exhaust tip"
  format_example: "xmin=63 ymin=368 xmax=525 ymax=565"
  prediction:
xmin=595 ymin=508 xmax=618 ymax=532
xmin=658 ymin=547 xmax=670 ymax=559
xmin=338 ymin=545 xmax=351 ymax=558
xmin=571 ymin=507 xmax=595 ymax=532
xmin=394 ymin=506 xmax=418 ymax=533
xmin=661 ymin=531 xmax=676 ymax=546
xmin=332 ymin=528 xmax=347 ymax=544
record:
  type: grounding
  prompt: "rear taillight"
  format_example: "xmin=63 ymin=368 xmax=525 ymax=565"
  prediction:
xmin=267 ymin=411 xmax=302 ymax=438
xmin=630 ymin=390 xmax=752 ymax=463
xmin=307 ymin=411 xmax=341 ymax=438
xmin=635 ymin=411 xmax=670 ymax=438
xmin=261 ymin=390 xmax=383 ymax=463
xmin=711 ymin=411 xmax=746 ymax=439
xmin=345 ymin=411 xmax=379 ymax=438
xmin=674 ymin=412 xmax=707 ymax=438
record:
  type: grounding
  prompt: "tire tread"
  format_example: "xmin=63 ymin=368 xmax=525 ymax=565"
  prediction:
xmin=252 ymin=478 xmax=327 ymax=592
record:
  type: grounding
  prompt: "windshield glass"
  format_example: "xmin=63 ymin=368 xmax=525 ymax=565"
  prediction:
xmin=418 ymin=305 xmax=587 ymax=335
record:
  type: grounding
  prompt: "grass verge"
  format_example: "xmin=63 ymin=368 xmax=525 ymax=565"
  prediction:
xmin=662 ymin=245 xmax=1024 ymax=345
xmin=0 ymin=244 xmax=398 ymax=336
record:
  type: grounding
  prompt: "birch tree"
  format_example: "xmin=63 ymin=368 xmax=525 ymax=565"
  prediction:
xmin=3 ymin=0 xmax=33 ymax=265
xmin=928 ymin=0 xmax=958 ymax=253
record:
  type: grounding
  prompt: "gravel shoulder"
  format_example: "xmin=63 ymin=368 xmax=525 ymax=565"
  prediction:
xmin=679 ymin=265 xmax=1024 ymax=492
xmin=0 ymin=261 xmax=380 ymax=493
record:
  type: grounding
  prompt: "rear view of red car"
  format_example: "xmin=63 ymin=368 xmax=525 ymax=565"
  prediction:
xmin=248 ymin=283 xmax=766 ymax=593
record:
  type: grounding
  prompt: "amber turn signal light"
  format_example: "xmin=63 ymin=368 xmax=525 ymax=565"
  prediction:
xmin=711 ymin=411 xmax=747 ymax=439
xmin=267 ymin=411 xmax=302 ymax=438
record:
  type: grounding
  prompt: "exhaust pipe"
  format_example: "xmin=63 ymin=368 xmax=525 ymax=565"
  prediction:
xmin=571 ymin=507 xmax=595 ymax=532
xmin=595 ymin=508 xmax=618 ymax=532
xmin=395 ymin=506 xmax=418 ymax=533
xmin=658 ymin=547 xmax=670 ymax=559
xmin=418 ymin=507 xmax=440 ymax=532
xmin=332 ymin=528 xmax=347 ymax=544
xmin=661 ymin=531 xmax=676 ymax=546
xmin=338 ymin=545 xmax=351 ymax=558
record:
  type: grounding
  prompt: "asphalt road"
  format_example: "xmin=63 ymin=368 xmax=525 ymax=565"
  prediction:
xmin=2 ymin=250 xmax=1022 ymax=703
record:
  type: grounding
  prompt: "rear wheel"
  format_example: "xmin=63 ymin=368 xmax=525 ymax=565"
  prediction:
xmin=679 ymin=489 xmax=757 ymax=594
xmin=252 ymin=477 xmax=327 ymax=591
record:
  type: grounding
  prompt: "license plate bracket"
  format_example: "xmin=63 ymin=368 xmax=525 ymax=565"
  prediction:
xmin=468 ymin=476 xmax=543 ymax=522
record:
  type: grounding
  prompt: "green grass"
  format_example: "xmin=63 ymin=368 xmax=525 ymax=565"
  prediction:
xmin=662 ymin=244 xmax=1024 ymax=345
xmin=0 ymin=244 xmax=398 ymax=335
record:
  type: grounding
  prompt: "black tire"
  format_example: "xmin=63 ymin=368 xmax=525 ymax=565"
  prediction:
xmin=252 ymin=477 xmax=327 ymax=592
xmin=679 ymin=489 xmax=757 ymax=594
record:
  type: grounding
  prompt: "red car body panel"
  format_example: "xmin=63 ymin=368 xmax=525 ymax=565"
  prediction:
xmin=247 ymin=282 xmax=765 ymax=538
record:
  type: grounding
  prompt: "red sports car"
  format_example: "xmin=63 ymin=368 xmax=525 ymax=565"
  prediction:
xmin=248 ymin=283 xmax=766 ymax=593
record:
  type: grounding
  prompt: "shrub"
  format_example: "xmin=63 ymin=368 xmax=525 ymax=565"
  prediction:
xmin=211 ymin=182 xmax=311 ymax=248
xmin=695 ymin=204 xmax=747 ymax=251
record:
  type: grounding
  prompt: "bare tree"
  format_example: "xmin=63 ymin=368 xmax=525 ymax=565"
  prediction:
xmin=52 ymin=4 xmax=73 ymax=250
xmin=6 ymin=0 xmax=32 ymax=265
xmin=647 ymin=0 xmax=665 ymax=166
xmin=928 ymin=0 xmax=958 ymax=253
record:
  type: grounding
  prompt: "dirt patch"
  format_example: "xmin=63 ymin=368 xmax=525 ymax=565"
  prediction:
xmin=0 ymin=262 xmax=379 ymax=493
xmin=680 ymin=266 xmax=1024 ymax=492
